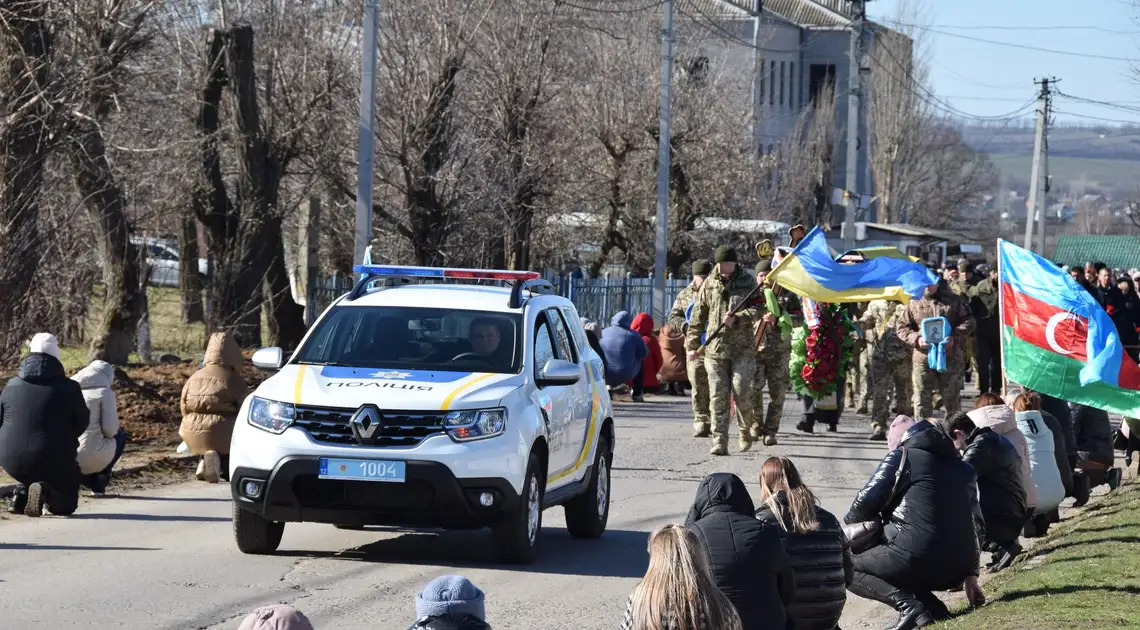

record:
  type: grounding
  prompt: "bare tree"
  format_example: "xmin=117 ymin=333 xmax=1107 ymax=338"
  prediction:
xmin=757 ymin=85 xmax=838 ymax=227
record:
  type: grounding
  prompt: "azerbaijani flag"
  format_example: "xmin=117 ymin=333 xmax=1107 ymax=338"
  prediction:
xmin=766 ymin=226 xmax=938 ymax=303
xmin=998 ymin=239 xmax=1140 ymax=416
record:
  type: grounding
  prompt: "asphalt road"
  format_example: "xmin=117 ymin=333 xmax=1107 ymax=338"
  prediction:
xmin=0 ymin=395 xmax=893 ymax=629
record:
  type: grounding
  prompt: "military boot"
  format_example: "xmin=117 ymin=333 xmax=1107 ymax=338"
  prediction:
xmin=738 ymin=437 xmax=753 ymax=453
xmin=693 ymin=424 xmax=711 ymax=438
xmin=709 ymin=441 xmax=728 ymax=456
xmin=763 ymin=435 xmax=778 ymax=446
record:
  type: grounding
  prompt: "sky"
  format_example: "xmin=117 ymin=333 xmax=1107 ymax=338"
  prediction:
xmin=868 ymin=0 xmax=1140 ymax=125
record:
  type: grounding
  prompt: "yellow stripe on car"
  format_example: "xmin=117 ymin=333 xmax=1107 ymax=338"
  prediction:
xmin=548 ymin=361 xmax=602 ymax=483
xmin=440 ymin=373 xmax=498 ymax=410
xmin=293 ymin=366 xmax=307 ymax=404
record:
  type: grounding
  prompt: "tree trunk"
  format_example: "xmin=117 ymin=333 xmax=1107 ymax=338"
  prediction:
xmin=262 ymin=217 xmax=305 ymax=350
xmin=69 ymin=118 xmax=147 ymax=364
xmin=0 ymin=2 xmax=52 ymax=354
xmin=179 ymin=212 xmax=205 ymax=323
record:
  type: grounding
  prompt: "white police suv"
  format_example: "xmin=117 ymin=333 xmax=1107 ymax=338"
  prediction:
xmin=229 ymin=265 xmax=614 ymax=564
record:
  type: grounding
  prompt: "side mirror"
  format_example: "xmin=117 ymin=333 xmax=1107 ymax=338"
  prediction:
xmin=538 ymin=359 xmax=582 ymax=386
xmin=251 ymin=347 xmax=285 ymax=371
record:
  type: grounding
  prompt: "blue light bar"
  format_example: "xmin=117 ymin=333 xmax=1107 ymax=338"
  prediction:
xmin=351 ymin=264 xmax=540 ymax=281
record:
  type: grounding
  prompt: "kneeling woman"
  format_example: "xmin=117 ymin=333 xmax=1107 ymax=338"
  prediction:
xmin=845 ymin=418 xmax=985 ymax=630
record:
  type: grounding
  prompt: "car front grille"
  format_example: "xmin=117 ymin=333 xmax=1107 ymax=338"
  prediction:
xmin=293 ymin=405 xmax=447 ymax=447
xmin=292 ymin=475 xmax=435 ymax=511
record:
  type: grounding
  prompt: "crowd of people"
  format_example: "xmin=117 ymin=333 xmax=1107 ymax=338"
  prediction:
xmin=0 ymin=330 xmax=249 ymax=517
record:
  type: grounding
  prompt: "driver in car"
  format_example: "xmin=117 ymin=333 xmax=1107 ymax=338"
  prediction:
xmin=465 ymin=318 xmax=512 ymax=371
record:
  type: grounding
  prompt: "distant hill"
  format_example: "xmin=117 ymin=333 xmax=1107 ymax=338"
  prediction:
xmin=959 ymin=121 xmax=1140 ymax=197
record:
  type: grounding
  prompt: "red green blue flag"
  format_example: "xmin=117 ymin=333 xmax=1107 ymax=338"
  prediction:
xmin=999 ymin=239 xmax=1140 ymax=417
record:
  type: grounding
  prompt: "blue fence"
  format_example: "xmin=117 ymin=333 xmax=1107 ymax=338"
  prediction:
xmin=307 ymin=272 xmax=691 ymax=325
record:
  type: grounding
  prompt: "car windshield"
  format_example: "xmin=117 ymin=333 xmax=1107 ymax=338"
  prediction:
xmin=294 ymin=305 xmax=523 ymax=374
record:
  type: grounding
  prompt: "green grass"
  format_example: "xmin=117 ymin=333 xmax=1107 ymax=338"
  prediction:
xmin=938 ymin=482 xmax=1140 ymax=630
xmin=57 ymin=286 xmax=207 ymax=372
xmin=989 ymin=154 xmax=1140 ymax=193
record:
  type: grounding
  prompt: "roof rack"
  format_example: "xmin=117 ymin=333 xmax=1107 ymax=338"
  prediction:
xmin=346 ymin=264 xmax=547 ymax=308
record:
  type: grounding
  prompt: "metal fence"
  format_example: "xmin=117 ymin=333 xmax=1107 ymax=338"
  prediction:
xmin=306 ymin=272 xmax=690 ymax=326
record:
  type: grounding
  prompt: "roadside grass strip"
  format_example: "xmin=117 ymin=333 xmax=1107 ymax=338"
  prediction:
xmin=940 ymin=482 xmax=1140 ymax=629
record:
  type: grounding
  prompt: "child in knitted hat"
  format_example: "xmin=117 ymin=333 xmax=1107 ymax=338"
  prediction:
xmin=409 ymin=575 xmax=490 ymax=630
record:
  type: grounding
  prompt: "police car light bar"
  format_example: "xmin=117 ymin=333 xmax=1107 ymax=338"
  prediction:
xmin=352 ymin=264 xmax=540 ymax=281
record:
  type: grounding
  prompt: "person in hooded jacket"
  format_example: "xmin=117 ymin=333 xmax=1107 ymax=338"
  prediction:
xmin=72 ymin=360 xmax=127 ymax=495
xmin=967 ymin=393 xmax=1036 ymax=513
xmin=845 ymin=420 xmax=986 ymax=630
xmin=685 ymin=472 xmax=795 ymax=630
xmin=1007 ymin=390 xmax=1067 ymax=536
xmin=755 ymin=457 xmax=852 ymax=630
xmin=580 ymin=319 xmax=610 ymax=383
xmin=943 ymin=410 xmax=1027 ymax=571
xmin=410 ymin=575 xmax=491 ymax=630
xmin=180 ymin=331 xmax=249 ymax=484
xmin=657 ymin=324 xmax=688 ymax=396
xmin=238 ymin=604 xmax=315 ymax=630
xmin=0 ymin=333 xmax=89 ymax=517
xmin=1069 ymin=402 xmax=1122 ymax=505
xmin=629 ymin=312 xmax=664 ymax=396
xmin=600 ymin=311 xmax=649 ymax=399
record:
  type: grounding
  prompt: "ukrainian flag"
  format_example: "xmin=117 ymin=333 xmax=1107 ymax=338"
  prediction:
xmin=766 ymin=226 xmax=939 ymax=303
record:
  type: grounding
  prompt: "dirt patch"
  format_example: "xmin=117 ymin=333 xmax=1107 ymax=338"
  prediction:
xmin=112 ymin=357 xmax=270 ymax=448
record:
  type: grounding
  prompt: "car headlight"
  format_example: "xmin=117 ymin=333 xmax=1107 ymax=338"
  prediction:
xmin=248 ymin=397 xmax=296 ymax=434
xmin=444 ymin=408 xmax=507 ymax=442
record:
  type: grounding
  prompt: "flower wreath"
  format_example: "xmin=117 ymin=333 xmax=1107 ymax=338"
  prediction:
xmin=788 ymin=303 xmax=856 ymax=399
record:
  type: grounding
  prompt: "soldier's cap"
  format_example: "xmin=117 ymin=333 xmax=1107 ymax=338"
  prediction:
xmin=976 ymin=263 xmax=991 ymax=275
xmin=755 ymin=259 xmax=772 ymax=274
xmin=789 ymin=224 xmax=806 ymax=236
xmin=714 ymin=246 xmax=738 ymax=263
xmin=957 ymin=258 xmax=969 ymax=271
xmin=692 ymin=259 xmax=713 ymax=276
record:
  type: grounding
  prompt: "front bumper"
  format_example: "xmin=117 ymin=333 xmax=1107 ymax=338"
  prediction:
xmin=230 ymin=456 xmax=520 ymax=529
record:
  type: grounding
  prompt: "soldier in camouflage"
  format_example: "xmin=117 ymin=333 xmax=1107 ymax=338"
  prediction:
xmin=966 ymin=264 xmax=1001 ymax=394
xmin=858 ymin=298 xmax=914 ymax=440
xmin=845 ymin=302 xmax=871 ymax=414
xmin=739 ymin=258 xmax=792 ymax=446
xmin=685 ymin=246 xmax=759 ymax=456
xmin=668 ymin=259 xmax=713 ymax=437
xmin=896 ymin=279 xmax=976 ymax=419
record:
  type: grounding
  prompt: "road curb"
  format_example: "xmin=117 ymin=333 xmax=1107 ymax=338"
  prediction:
xmin=1 ymin=453 xmax=197 ymax=496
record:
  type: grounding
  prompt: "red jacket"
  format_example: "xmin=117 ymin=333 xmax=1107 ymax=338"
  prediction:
xmin=629 ymin=313 xmax=663 ymax=389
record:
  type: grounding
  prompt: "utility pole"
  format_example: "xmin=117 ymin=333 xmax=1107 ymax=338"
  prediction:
xmin=842 ymin=0 xmax=866 ymax=250
xmin=750 ymin=11 xmax=763 ymax=160
xmin=653 ymin=0 xmax=674 ymax=322
xmin=354 ymin=0 xmax=380 ymax=276
xmin=1022 ymin=78 xmax=1055 ymax=254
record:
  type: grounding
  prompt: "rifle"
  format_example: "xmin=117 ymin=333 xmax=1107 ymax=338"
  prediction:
xmin=697 ymin=282 xmax=764 ymax=351
xmin=753 ymin=280 xmax=785 ymax=351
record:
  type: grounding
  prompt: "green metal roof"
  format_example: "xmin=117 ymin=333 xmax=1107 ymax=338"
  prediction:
xmin=1052 ymin=235 xmax=1140 ymax=270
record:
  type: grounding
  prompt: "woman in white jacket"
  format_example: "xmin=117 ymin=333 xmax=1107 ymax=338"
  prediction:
xmin=968 ymin=393 xmax=1037 ymax=511
xmin=72 ymin=361 xmax=126 ymax=495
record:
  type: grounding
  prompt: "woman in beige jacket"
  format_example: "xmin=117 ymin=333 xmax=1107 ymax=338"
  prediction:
xmin=179 ymin=332 xmax=249 ymax=483
xmin=73 ymin=360 xmax=126 ymax=495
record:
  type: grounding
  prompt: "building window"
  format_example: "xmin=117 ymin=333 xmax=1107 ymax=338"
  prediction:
xmin=790 ymin=62 xmax=796 ymax=108
xmin=769 ymin=60 xmax=776 ymax=106
xmin=758 ymin=58 xmax=765 ymax=105
xmin=809 ymin=63 xmax=837 ymax=106
xmin=779 ymin=61 xmax=786 ymax=107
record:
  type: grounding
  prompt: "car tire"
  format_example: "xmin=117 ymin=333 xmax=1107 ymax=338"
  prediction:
xmin=233 ymin=503 xmax=284 ymax=555
xmin=493 ymin=452 xmax=544 ymax=565
xmin=565 ymin=434 xmax=611 ymax=539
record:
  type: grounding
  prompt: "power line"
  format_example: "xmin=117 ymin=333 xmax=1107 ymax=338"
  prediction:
xmin=1054 ymin=91 xmax=1140 ymax=116
xmin=1051 ymin=109 xmax=1140 ymax=126
xmin=557 ymin=0 xmax=666 ymax=14
xmin=877 ymin=20 xmax=1137 ymax=35
xmin=880 ymin=19 xmax=1140 ymax=62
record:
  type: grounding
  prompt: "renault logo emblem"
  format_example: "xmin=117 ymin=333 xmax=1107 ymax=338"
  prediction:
xmin=350 ymin=405 xmax=383 ymax=444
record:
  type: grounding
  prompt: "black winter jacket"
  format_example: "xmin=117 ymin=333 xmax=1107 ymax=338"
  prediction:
xmin=408 ymin=615 xmax=490 ymax=630
xmin=1040 ymin=394 xmax=1077 ymax=459
xmin=1071 ymin=402 xmax=1114 ymax=466
xmin=686 ymin=473 xmax=795 ymax=630
xmin=0 ymin=354 xmax=89 ymax=487
xmin=961 ymin=427 xmax=1028 ymax=547
xmin=845 ymin=422 xmax=985 ymax=579
xmin=755 ymin=493 xmax=852 ymax=630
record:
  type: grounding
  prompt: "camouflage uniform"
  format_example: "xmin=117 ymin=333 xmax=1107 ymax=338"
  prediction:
xmin=895 ymin=283 xmax=977 ymax=419
xmin=738 ymin=292 xmax=796 ymax=442
xmin=685 ymin=267 xmax=759 ymax=454
xmin=859 ymin=299 xmax=913 ymax=433
xmin=669 ymin=282 xmax=710 ymax=435
xmin=949 ymin=271 xmax=978 ymax=377
xmin=845 ymin=303 xmax=870 ymax=413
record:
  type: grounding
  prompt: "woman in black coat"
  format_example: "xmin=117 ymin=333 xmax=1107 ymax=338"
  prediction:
xmin=686 ymin=472 xmax=795 ymax=630
xmin=755 ymin=457 xmax=852 ymax=630
xmin=1070 ymin=402 xmax=1121 ymax=504
xmin=1115 ymin=276 xmax=1140 ymax=362
xmin=944 ymin=411 xmax=1028 ymax=568
xmin=844 ymin=421 xmax=985 ymax=630
xmin=0 ymin=334 xmax=89 ymax=518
